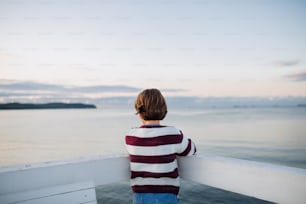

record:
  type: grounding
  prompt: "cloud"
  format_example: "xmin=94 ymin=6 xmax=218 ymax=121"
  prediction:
xmin=0 ymin=80 xmax=141 ymax=103
xmin=0 ymin=80 xmax=186 ymax=103
xmin=161 ymin=88 xmax=186 ymax=93
xmin=0 ymin=81 xmax=66 ymax=91
xmin=0 ymin=92 xmax=43 ymax=97
xmin=285 ymin=70 xmax=306 ymax=81
xmin=0 ymin=81 xmax=140 ymax=93
xmin=0 ymin=79 xmax=187 ymax=94
xmin=74 ymin=85 xmax=140 ymax=93
xmin=274 ymin=59 xmax=300 ymax=67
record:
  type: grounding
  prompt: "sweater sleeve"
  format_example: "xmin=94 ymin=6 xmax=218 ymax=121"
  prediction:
xmin=176 ymin=132 xmax=196 ymax=156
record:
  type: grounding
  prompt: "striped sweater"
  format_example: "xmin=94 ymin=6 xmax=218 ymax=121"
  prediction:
xmin=125 ymin=125 xmax=196 ymax=195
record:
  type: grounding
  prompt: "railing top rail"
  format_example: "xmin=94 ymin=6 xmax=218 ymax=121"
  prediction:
xmin=1 ymin=155 xmax=306 ymax=204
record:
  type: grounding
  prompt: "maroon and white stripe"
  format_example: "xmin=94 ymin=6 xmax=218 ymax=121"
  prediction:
xmin=126 ymin=126 xmax=196 ymax=195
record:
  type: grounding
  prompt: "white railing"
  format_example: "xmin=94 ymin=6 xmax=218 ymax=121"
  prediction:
xmin=0 ymin=155 xmax=306 ymax=204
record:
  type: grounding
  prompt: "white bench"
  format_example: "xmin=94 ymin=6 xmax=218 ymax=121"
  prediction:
xmin=0 ymin=181 xmax=97 ymax=204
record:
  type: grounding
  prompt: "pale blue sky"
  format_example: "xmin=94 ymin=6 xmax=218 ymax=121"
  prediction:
xmin=0 ymin=0 xmax=306 ymax=99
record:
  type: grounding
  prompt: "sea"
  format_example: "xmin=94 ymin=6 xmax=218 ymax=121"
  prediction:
xmin=1 ymin=106 xmax=306 ymax=203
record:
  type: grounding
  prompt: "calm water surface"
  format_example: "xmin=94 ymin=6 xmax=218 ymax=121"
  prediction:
xmin=1 ymin=107 xmax=305 ymax=168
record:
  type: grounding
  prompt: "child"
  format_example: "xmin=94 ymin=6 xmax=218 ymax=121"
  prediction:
xmin=125 ymin=88 xmax=196 ymax=204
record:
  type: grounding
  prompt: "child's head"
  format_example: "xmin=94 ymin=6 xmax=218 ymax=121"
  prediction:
xmin=135 ymin=88 xmax=167 ymax=121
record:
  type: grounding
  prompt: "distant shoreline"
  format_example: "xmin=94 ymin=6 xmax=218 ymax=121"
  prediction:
xmin=0 ymin=102 xmax=96 ymax=110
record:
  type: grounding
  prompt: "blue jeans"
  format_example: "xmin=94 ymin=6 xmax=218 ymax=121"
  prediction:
xmin=133 ymin=193 xmax=180 ymax=204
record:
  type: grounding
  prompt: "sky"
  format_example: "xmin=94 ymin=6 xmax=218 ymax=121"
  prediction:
xmin=0 ymin=0 xmax=306 ymax=102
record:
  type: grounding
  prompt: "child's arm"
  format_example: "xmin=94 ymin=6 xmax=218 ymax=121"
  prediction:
xmin=176 ymin=132 xmax=196 ymax=156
